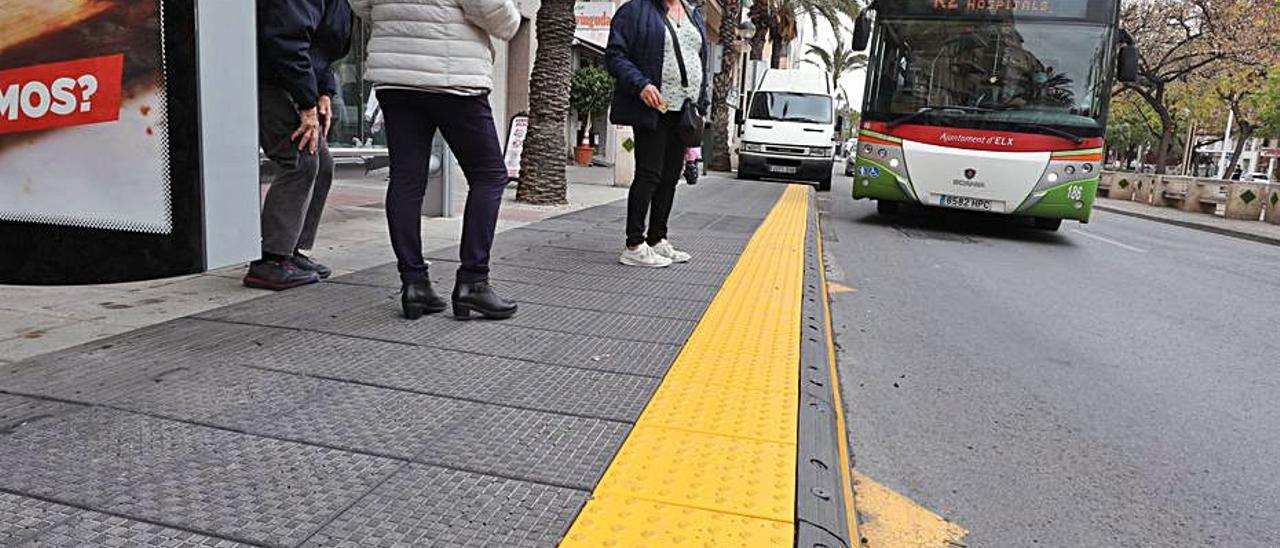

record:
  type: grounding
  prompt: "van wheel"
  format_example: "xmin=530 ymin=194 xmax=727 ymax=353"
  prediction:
xmin=817 ymin=176 xmax=832 ymax=192
xmin=876 ymin=200 xmax=899 ymax=215
xmin=737 ymin=170 xmax=757 ymax=181
xmin=1033 ymin=217 xmax=1063 ymax=231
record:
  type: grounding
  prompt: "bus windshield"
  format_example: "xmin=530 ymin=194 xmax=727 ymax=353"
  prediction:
xmin=865 ymin=19 xmax=1112 ymax=135
xmin=749 ymin=92 xmax=834 ymax=124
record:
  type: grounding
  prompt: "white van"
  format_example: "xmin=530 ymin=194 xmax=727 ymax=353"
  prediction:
xmin=736 ymin=68 xmax=841 ymax=191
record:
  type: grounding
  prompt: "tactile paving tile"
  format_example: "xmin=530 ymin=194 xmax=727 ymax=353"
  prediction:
xmin=0 ymin=407 xmax=400 ymax=547
xmin=707 ymin=213 xmax=769 ymax=233
xmin=420 ymin=322 xmax=680 ymax=378
xmin=495 ymin=246 xmax=739 ymax=277
xmin=302 ymin=464 xmax=587 ymax=548
xmin=593 ymin=426 xmax=795 ymax=522
xmin=418 ymin=405 xmax=629 ymax=490
xmin=0 ymin=320 xmax=254 ymax=404
xmin=638 ymin=378 xmax=797 ymax=444
xmin=0 ymin=393 xmax=83 ymax=431
xmin=105 ymin=361 xmax=630 ymax=489
xmin=336 ymin=261 xmax=722 ymax=303
xmin=206 ymin=328 xmax=657 ymax=422
xmin=483 ymin=282 xmax=711 ymax=321
xmin=543 ymin=231 xmax=751 ymax=256
xmin=561 ymin=496 xmax=793 ymax=548
xmin=106 ymin=363 xmax=332 ymax=426
xmin=496 ymin=303 xmax=697 ymax=344
xmin=0 ymin=492 xmax=248 ymax=547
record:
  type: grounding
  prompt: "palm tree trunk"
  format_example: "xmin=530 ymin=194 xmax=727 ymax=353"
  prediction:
xmin=748 ymin=0 xmax=769 ymax=60
xmin=516 ymin=0 xmax=575 ymax=205
xmin=770 ymin=38 xmax=787 ymax=68
xmin=708 ymin=0 xmax=744 ymax=172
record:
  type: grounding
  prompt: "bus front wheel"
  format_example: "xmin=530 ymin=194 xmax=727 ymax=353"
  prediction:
xmin=876 ymin=200 xmax=899 ymax=215
xmin=1033 ymin=217 xmax=1063 ymax=231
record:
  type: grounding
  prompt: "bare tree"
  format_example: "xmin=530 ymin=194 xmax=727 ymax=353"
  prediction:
xmin=1119 ymin=0 xmax=1277 ymax=174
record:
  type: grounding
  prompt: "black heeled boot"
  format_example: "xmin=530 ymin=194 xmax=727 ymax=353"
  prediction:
xmin=452 ymin=281 xmax=517 ymax=320
xmin=401 ymin=280 xmax=447 ymax=319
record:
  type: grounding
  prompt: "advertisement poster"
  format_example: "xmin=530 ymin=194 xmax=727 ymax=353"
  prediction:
xmin=504 ymin=114 xmax=529 ymax=179
xmin=0 ymin=0 xmax=172 ymax=234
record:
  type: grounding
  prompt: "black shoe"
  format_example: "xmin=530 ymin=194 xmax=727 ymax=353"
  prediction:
xmin=452 ymin=281 xmax=517 ymax=320
xmin=243 ymin=259 xmax=320 ymax=290
xmin=401 ymin=280 xmax=447 ymax=319
xmin=292 ymin=252 xmax=332 ymax=279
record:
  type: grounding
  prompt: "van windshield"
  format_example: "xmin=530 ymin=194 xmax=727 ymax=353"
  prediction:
xmin=749 ymin=92 xmax=833 ymax=124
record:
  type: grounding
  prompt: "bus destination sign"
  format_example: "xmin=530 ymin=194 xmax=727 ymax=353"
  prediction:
xmin=887 ymin=0 xmax=1092 ymax=18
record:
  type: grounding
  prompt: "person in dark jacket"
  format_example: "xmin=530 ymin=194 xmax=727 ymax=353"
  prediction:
xmin=248 ymin=0 xmax=352 ymax=290
xmin=606 ymin=0 xmax=710 ymax=268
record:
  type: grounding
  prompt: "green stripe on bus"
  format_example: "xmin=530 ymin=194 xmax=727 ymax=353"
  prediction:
xmin=1051 ymin=148 xmax=1103 ymax=157
xmin=860 ymin=128 xmax=901 ymax=142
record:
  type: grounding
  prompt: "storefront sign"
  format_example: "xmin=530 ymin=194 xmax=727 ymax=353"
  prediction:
xmin=1261 ymin=147 xmax=1280 ymax=158
xmin=575 ymin=2 xmax=615 ymax=49
xmin=0 ymin=1 xmax=172 ymax=234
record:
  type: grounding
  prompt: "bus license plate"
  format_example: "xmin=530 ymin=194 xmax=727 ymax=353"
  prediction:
xmin=769 ymin=165 xmax=798 ymax=174
xmin=939 ymin=195 xmax=995 ymax=211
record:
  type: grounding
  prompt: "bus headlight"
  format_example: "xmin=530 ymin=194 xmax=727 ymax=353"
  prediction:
xmin=889 ymin=158 xmax=900 ymax=168
xmin=1047 ymin=172 xmax=1059 ymax=183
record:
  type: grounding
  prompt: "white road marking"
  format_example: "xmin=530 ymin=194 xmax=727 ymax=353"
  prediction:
xmin=1072 ymin=229 xmax=1148 ymax=253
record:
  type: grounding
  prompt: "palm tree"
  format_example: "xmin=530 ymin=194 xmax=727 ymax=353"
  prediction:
xmin=708 ymin=0 xmax=745 ymax=171
xmin=802 ymin=38 xmax=867 ymax=93
xmin=749 ymin=0 xmax=860 ymax=68
xmin=516 ymin=0 xmax=575 ymax=205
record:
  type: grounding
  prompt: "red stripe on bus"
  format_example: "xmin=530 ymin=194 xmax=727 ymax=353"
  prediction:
xmin=862 ymin=121 xmax=1103 ymax=152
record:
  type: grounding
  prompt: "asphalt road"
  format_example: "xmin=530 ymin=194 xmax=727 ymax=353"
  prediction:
xmin=821 ymin=172 xmax=1280 ymax=547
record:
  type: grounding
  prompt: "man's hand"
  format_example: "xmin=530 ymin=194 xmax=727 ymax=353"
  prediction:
xmin=640 ymin=84 xmax=664 ymax=111
xmin=292 ymin=107 xmax=321 ymax=154
xmin=317 ymin=95 xmax=333 ymax=139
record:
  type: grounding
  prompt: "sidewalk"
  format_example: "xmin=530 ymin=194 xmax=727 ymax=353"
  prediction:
xmin=1094 ymin=197 xmax=1280 ymax=246
xmin=0 ymin=165 xmax=627 ymax=364
xmin=0 ymin=176 xmax=858 ymax=547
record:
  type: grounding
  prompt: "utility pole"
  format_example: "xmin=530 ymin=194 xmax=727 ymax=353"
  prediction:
xmin=1216 ymin=109 xmax=1235 ymax=178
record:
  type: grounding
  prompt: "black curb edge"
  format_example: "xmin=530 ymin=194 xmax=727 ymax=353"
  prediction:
xmin=1094 ymin=204 xmax=1280 ymax=247
xmin=795 ymin=189 xmax=857 ymax=548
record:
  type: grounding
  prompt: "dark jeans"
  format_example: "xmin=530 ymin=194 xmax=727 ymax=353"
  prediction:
xmin=258 ymin=86 xmax=333 ymax=257
xmin=378 ymin=89 xmax=508 ymax=284
xmin=627 ymin=113 xmax=684 ymax=247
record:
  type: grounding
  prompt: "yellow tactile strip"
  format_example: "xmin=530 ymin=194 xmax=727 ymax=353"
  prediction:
xmin=562 ymin=185 xmax=811 ymax=547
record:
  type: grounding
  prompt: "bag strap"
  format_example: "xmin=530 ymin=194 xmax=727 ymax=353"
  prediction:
xmin=660 ymin=8 xmax=689 ymax=87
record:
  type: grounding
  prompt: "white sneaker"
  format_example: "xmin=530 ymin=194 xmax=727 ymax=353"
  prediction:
xmin=619 ymin=243 xmax=673 ymax=268
xmin=651 ymin=239 xmax=691 ymax=263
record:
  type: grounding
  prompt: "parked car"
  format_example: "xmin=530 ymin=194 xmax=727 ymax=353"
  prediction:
xmin=1245 ymin=172 xmax=1272 ymax=183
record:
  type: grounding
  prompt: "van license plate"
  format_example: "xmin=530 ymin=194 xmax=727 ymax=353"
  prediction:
xmin=939 ymin=195 xmax=994 ymax=211
xmin=769 ymin=165 xmax=798 ymax=174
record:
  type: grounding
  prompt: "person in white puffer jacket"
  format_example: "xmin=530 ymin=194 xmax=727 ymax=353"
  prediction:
xmin=349 ymin=0 xmax=521 ymax=321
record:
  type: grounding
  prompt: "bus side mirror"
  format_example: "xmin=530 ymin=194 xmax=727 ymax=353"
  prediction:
xmin=835 ymin=117 xmax=844 ymax=134
xmin=735 ymin=109 xmax=745 ymax=126
xmin=852 ymin=13 xmax=871 ymax=51
xmin=1117 ymin=45 xmax=1138 ymax=83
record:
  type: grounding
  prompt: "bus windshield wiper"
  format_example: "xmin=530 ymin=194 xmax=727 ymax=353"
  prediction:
xmin=887 ymin=105 xmax=994 ymax=128
xmin=1005 ymin=121 xmax=1086 ymax=144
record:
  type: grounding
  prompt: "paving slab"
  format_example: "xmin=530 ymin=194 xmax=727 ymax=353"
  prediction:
xmin=0 ymin=177 xmax=822 ymax=547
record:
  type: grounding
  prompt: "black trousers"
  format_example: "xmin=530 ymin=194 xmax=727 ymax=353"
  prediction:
xmin=378 ymin=89 xmax=508 ymax=284
xmin=627 ymin=113 xmax=685 ymax=248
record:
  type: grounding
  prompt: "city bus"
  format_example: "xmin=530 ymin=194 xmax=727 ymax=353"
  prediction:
xmin=847 ymin=0 xmax=1137 ymax=230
